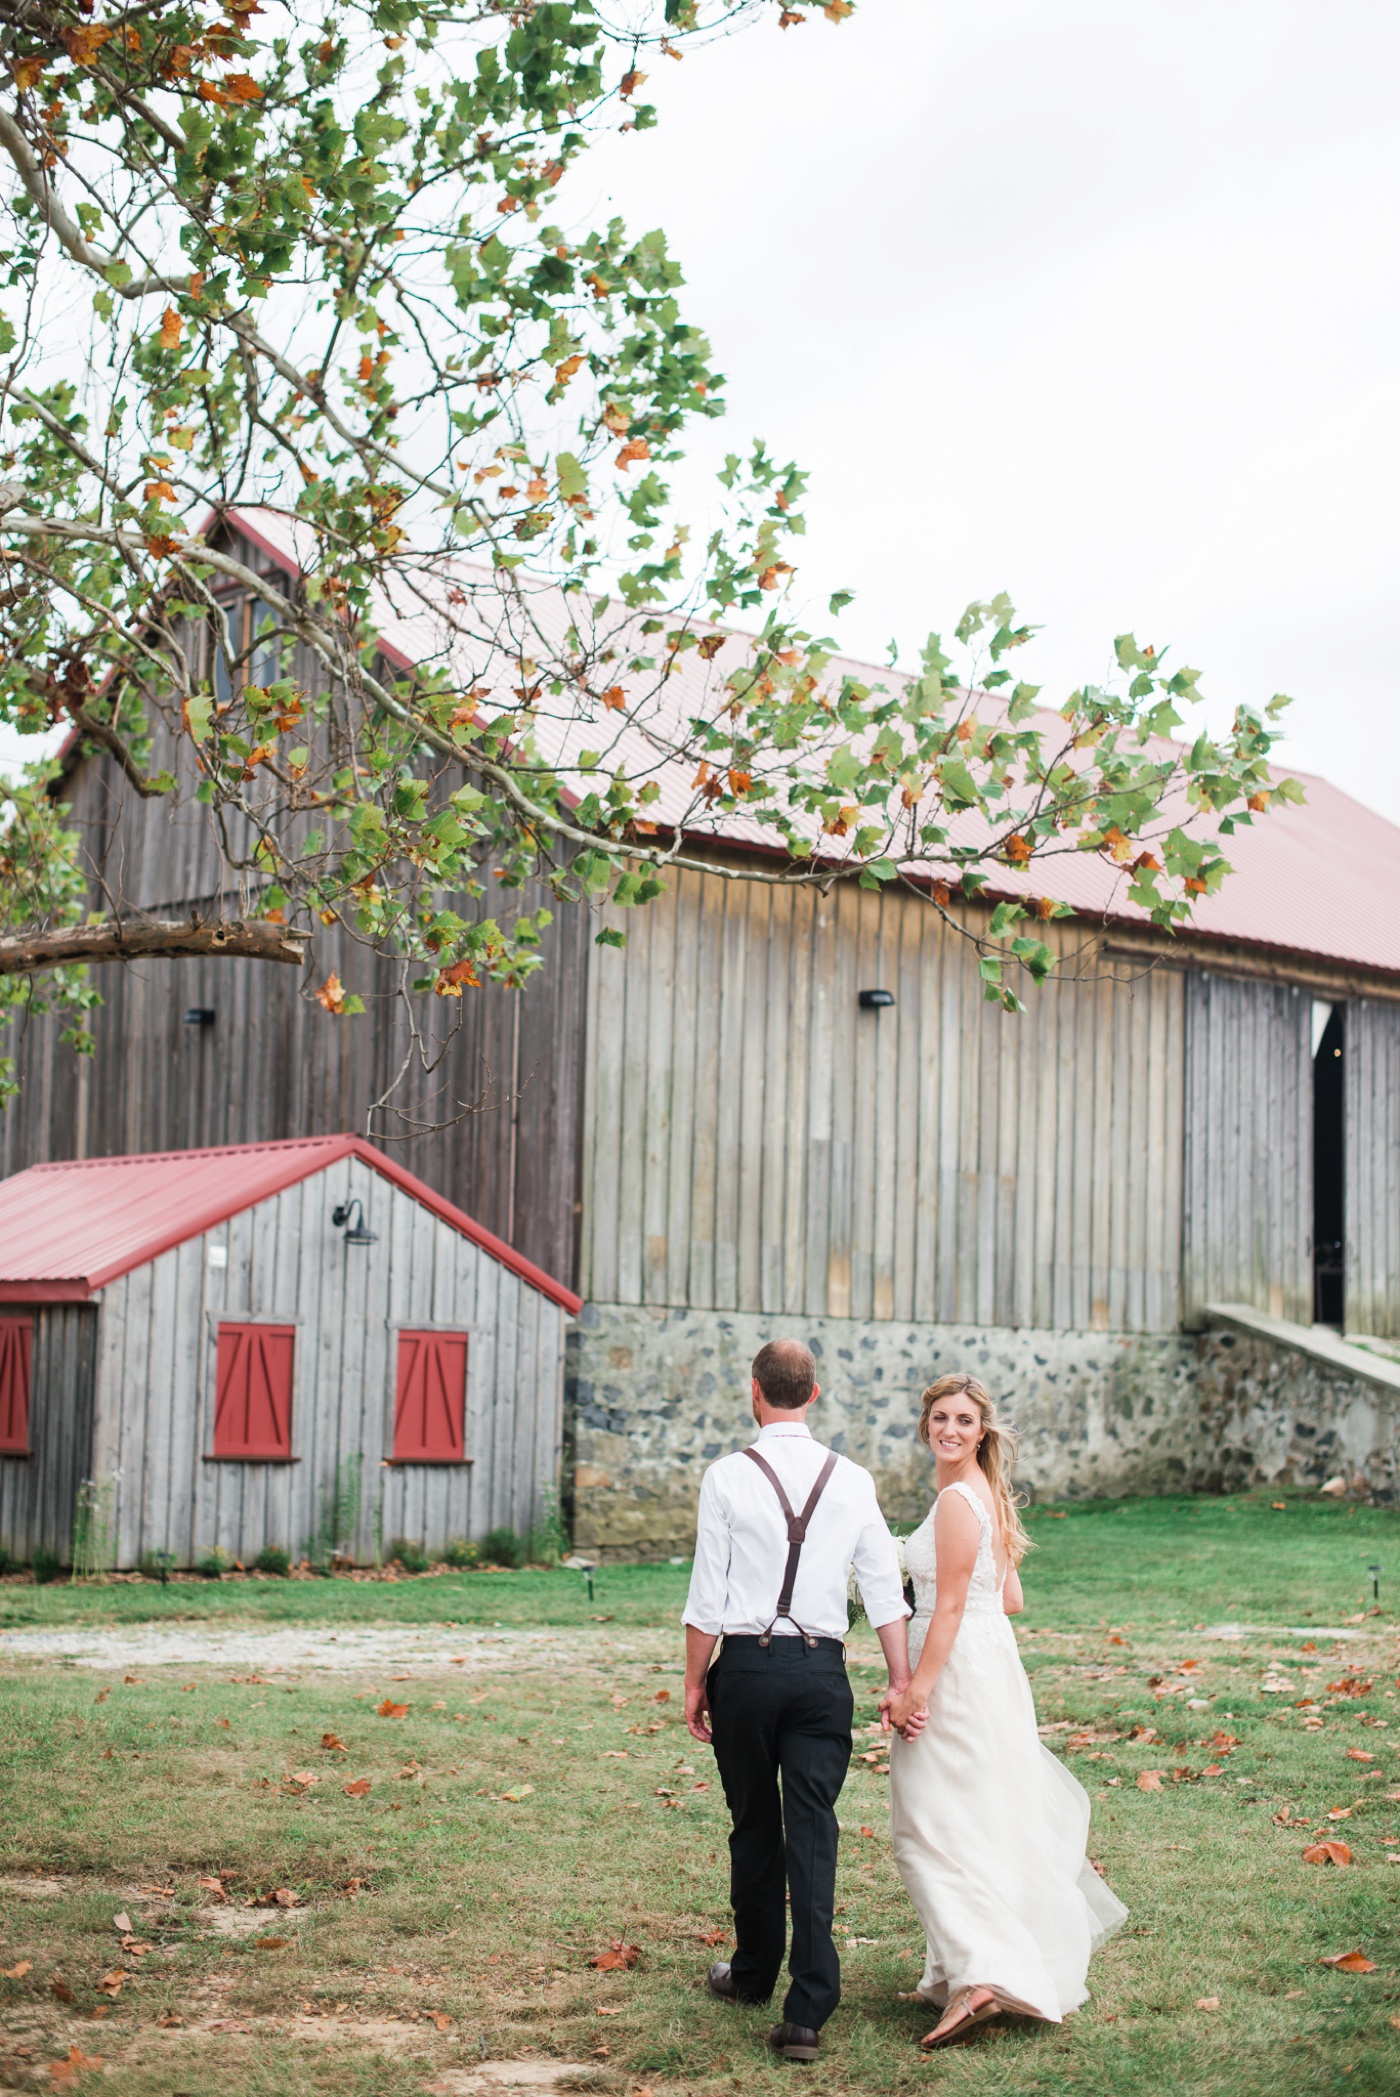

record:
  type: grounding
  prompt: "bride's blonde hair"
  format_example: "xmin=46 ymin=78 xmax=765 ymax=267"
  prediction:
xmin=918 ymin=1373 xmax=1033 ymax=1566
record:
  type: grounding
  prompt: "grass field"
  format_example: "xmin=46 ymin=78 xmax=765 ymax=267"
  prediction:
xmin=1 ymin=1490 xmax=1399 ymax=2096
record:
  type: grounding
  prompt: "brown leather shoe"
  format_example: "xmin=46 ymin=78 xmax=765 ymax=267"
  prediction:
xmin=768 ymin=2022 xmax=821 ymax=2062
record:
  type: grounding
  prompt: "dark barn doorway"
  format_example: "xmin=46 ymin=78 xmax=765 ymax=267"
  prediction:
xmin=1313 ymin=1002 xmax=1345 ymax=1324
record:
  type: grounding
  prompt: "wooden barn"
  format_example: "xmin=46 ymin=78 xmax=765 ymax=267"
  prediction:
xmin=5 ymin=505 xmax=1400 ymax=1556
xmin=0 ymin=1135 xmax=579 ymax=1570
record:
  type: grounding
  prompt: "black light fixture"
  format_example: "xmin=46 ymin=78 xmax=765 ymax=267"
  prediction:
xmin=858 ymin=988 xmax=895 ymax=1010
xmin=184 ymin=1007 xmax=216 ymax=1027
xmin=332 ymin=1197 xmax=377 ymax=1246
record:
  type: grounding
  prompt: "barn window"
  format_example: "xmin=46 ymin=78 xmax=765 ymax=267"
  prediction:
xmin=0 ymin=1315 xmax=33 ymax=1455
xmin=212 ymin=1322 xmax=296 ymax=1460
xmin=392 ymin=1331 xmax=468 ymax=1464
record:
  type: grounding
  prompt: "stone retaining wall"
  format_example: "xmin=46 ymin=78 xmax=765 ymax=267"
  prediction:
xmin=566 ymin=1304 xmax=1400 ymax=1559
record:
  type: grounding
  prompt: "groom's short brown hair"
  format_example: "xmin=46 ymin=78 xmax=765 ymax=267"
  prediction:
xmin=751 ymin=1339 xmax=817 ymax=1410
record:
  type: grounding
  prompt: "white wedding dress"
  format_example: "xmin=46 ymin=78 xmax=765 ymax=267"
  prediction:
xmin=889 ymin=1480 xmax=1127 ymax=2021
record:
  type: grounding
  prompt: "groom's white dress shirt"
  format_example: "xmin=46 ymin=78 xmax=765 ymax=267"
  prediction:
xmin=682 ymin=1419 xmax=909 ymax=1639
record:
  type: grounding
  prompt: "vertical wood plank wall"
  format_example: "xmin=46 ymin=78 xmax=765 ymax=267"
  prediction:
xmin=1181 ymin=970 xmax=1313 ymax=1325
xmin=580 ymin=869 xmax=1186 ymax=1333
xmin=88 ymin=1157 xmax=566 ymax=1566
xmin=1345 ymin=997 xmax=1400 ymax=1338
xmin=0 ymin=1307 xmax=97 ymax=1561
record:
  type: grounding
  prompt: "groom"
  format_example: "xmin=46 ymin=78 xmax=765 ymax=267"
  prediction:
xmin=682 ymin=1339 xmax=916 ymax=2063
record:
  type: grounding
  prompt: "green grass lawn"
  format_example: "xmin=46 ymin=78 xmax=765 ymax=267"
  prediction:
xmin=1 ymin=1490 xmax=1399 ymax=2097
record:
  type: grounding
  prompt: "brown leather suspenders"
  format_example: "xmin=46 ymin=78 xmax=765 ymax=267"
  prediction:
xmin=741 ymin=1446 xmax=839 ymax=1647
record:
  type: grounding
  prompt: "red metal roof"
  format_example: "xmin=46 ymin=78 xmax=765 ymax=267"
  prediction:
xmin=213 ymin=507 xmax=1400 ymax=984
xmin=0 ymin=1136 xmax=581 ymax=1311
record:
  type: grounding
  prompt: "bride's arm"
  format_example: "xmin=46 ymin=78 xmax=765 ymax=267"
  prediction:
xmin=885 ymin=1494 xmax=979 ymax=1728
xmin=1002 ymin=1564 xmax=1024 ymax=1615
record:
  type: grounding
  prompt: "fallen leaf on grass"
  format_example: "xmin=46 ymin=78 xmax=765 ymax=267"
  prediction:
xmin=135 ymin=1885 xmax=174 ymax=1900
xmin=155 ymin=2012 xmax=183 ymax=2027
xmin=1202 ymin=1765 xmax=1224 ymax=1778
xmin=429 ymin=2011 xmax=452 ymax=2030
xmin=699 ymin=1929 xmax=728 ymax=1946
xmin=1321 ymin=1950 xmax=1377 ymax=1973
xmin=254 ymin=1936 xmax=291 ymax=1951
xmin=47 ymin=2043 xmax=101 ymax=2086
xmin=270 ymin=1888 xmax=299 ymax=1907
xmin=499 ymin=1785 xmax=534 ymax=1803
xmin=596 ymin=2006 xmax=623 ymax=2016
xmin=1327 ymin=1678 xmax=1373 ymax=1697
xmin=1345 ymin=1749 xmax=1375 ymax=1762
xmin=83 ymin=2008 xmax=108 ymax=2023
xmin=653 ymin=1690 xmax=671 ymax=1703
xmin=378 ymin=1701 xmax=409 ymax=1719
xmin=1327 ymin=1808 xmax=1352 ymax=1821
xmin=286 ymin=1772 xmax=318 ymax=1789
xmin=343 ymin=1778 xmax=372 ymax=1796
xmin=119 ymin=1937 xmax=153 ymax=1957
xmin=1195 ymin=1997 xmax=1219 ymax=2010
xmin=2 ymin=1960 xmax=32 ymax=1978
xmin=322 ymin=1733 xmax=348 ymax=1751
xmin=97 ymin=1970 xmax=125 ymax=1997
xmin=197 ymin=1877 xmax=228 ymax=1902
xmin=111 ymin=1913 xmax=133 ymax=1934
xmin=1302 ymin=1842 xmax=1352 ymax=1866
xmin=50 ymin=1980 xmax=75 ymax=2004
xmin=589 ymin=1940 xmax=641 ymax=1971
xmin=1136 ymin=1771 xmax=1164 ymax=1792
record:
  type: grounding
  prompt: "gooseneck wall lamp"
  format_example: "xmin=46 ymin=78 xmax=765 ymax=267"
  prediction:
xmin=332 ymin=1197 xmax=378 ymax=1246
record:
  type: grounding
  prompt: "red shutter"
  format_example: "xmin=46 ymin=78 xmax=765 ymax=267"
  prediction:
xmin=393 ymin=1331 xmax=468 ymax=1463
xmin=212 ymin=1323 xmax=295 ymax=1459
xmin=0 ymin=1316 xmax=32 ymax=1454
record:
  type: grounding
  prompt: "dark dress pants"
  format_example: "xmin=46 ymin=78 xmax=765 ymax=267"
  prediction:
xmin=707 ymin=1635 xmax=854 ymax=2031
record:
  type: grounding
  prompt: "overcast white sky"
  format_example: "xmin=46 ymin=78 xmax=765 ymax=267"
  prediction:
xmin=583 ymin=0 xmax=1400 ymax=822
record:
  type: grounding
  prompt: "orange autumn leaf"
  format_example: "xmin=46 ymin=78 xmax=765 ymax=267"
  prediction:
xmin=1345 ymin=1749 xmax=1375 ymax=1762
xmin=696 ymin=634 xmax=725 ymax=661
xmin=97 ymin=1970 xmax=125 ymax=1997
xmin=1194 ymin=1996 xmax=1220 ymax=2010
xmin=254 ymin=1936 xmax=290 ymax=1950
xmin=2 ymin=1960 xmax=32 ymax=1978
xmin=1328 ymin=1677 xmax=1374 ymax=1696
xmin=615 ymin=437 xmax=650 ymax=470
xmin=1302 ymin=1841 xmax=1352 ymax=1866
xmin=11 ymin=55 xmax=47 ymax=90
xmin=223 ymin=73 xmax=264 ymax=102
xmin=554 ymin=354 xmax=584 ymax=386
xmin=314 ymin=971 xmax=347 ymax=1014
xmin=619 ymin=68 xmax=647 ymax=98
xmin=588 ymin=1939 xmax=641 ymax=1971
xmin=1135 ymin=1770 xmax=1165 ymax=1792
xmin=377 ymin=1699 xmax=409 ymax=1719
xmin=158 ymin=307 xmax=182 ymax=351
xmin=727 ymin=770 xmax=751 ymax=797
xmin=1321 ymin=1949 xmax=1377 ymax=1973
xmin=434 ymin=956 xmax=479 ymax=998
xmin=1003 ymin=832 xmax=1033 ymax=866
xmin=47 ymin=2045 xmax=102 ymax=2087
xmin=60 ymin=24 xmax=113 ymax=64
xmin=321 ymin=1732 xmax=348 ymax=1752
xmin=699 ymin=1928 xmax=727 ymax=1946
xmin=653 ymin=1688 xmax=671 ymax=1703
xmin=343 ymin=1777 xmax=372 ymax=1796
xmin=1102 ymin=825 xmax=1133 ymax=864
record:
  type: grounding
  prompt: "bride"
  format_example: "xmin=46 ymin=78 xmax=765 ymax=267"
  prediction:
xmin=883 ymin=1372 xmax=1127 ymax=2049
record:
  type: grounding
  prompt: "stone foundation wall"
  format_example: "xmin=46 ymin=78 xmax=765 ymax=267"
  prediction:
xmin=567 ymin=1305 xmax=1400 ymax=1558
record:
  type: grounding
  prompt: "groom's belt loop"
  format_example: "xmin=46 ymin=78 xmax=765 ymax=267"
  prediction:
xmin=741 ymin=1447 xmax=839 ymax=1648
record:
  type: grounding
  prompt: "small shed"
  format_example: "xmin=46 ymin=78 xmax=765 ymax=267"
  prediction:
xmin=0 ymin=1136 xmax=580 ymax=1570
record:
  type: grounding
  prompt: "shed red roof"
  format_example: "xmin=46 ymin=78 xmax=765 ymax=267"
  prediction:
xmin=0 ymin=1136 xmax=581 ymax=1311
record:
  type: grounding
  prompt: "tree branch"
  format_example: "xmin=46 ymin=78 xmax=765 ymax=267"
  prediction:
xmin=0 ymin=916 xmax=307 ymax=975
xmin=0 ymin=110 xmax=188 ymax=298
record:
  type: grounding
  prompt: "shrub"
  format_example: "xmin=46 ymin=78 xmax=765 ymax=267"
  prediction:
xmin=441 ymin=1537 xmax=481 ymax=1570
xmin=483 ymin=1526 xmax=522 ymax=1569
xmin=255 ymin=1544 xmax=292 ymax=1578
xmin=32 ymin=1545 xmax=63 ymax=1584
xmin=389 ymin=1537 xmax=431 ymax=1575
xmin=196 ymin=1546 xmax=232 ymax=1579
xmin=139 ymin=1548 xmax=176 ymax=1583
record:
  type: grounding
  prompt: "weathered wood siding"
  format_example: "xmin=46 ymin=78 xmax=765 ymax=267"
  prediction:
xmin=0 ymin=1306 xmax=97 ymax=1562
xmin=1345 ymin=997 xmax=1400 ymax=1338
xmin=89 ymin=1155 xmax=567 ymax=1567
xmin=0 ymin=906 xmax=588 ymax=1290
xmin=579 ymin=868 xmax=1185 ymax=1333
xmin=1181 ymin=970 xmax=1313 ymax=1326
xmin=0 ymin=525 xmax=589 ymax=1287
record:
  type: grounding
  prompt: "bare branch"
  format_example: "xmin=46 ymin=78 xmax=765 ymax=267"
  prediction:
xmin=0 ymin=915 xmax=308 ymax=975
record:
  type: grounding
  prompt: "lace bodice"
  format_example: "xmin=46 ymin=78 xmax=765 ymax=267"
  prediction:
xmin=904 ymin=1479 xmax=1006 ymax=1620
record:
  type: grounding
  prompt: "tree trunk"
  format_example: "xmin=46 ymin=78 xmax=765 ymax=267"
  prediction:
xmin=0 ymin=917 xmax=308 ymax=975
